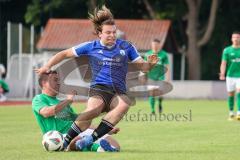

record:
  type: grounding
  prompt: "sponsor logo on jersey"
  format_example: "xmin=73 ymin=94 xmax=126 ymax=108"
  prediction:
xmin=120 ymin=50 xmax=125 ymax=56
xmin=232 ymin=58 xmax=240 ymax=62
xmin=116 ymin=57 xmax=121 ymax=62
xmin=98 ymin=50 xmax=103 ymax=54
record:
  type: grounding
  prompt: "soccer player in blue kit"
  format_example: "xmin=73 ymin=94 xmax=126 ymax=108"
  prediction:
xmin=36 ymin=5 xmax=158 ymax=151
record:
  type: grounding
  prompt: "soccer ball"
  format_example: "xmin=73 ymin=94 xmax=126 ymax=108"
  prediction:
xmin=42 ymin=130 xmax=64 ymax=151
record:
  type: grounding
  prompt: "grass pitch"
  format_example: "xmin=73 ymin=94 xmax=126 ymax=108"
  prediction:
xmin=0 ymin=100 xmax=239 ymax=160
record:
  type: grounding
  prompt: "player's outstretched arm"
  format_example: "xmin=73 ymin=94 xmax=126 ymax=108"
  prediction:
xmin=134 ymin=54 xmax=158 ymax=73
xmin=35 ymin=48 xmax=75 ymax=75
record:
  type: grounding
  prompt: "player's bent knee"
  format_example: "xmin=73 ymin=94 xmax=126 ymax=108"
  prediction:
xmin=228 ymin=92 xmax=235 ymax=96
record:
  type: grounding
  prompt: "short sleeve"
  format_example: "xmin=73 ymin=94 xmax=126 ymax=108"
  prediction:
xmin=163 ymin=51 xmax=169 ymax=65
xmin=222 ymin=48 xmax=228 ymax=61
xmin=32 ymin=96 xmax=48 ymax=113
xmin=72 ymin=41 xmax=92 ymax=57
xmin=127 ymin=44 xmax=141 ymax=62
xmin=0 ymin=80 xmax=9 ymax=91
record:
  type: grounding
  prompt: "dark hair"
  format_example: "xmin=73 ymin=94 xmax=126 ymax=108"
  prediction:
xmin=152 ymin=38 xmax=161 ymax=43
xmin=38 ymin=70 xmax=57 ymax=88
xmin=232 ymin=31 xmax=240 ymax=35
xmin=89 ymin=5 xmax=115 ymax=34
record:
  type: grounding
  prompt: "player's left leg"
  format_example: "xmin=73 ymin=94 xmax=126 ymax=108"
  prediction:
xmin=235 ymin=78 xmax=240 ymax=120
xmin=91 ymin=94 xmax=130 ymax=140
xmin=226 ymin=77 xmax=236 ymax=120
xmin=73 ymin=128 xmax=120 ymax=152
xmin=149 ymin=96 xmax=155 ymax=114
xmin=227 ymin=92 xmax=235 ymax=120
xmin=158 ymin=97 xmax=163 ymax=113
xmin=95 ymin=95 xmax=128 ymax=152
xmin=106 ymin=94 xmax=131 ymax=121
xmin=67 ymin=135 xmax=104 ymax=152
xmin=75 ymin=94 xmax=130 ymax=150
xmin=69 ymin=135 xmax=120 ymax=152
xmin=64 ymin=96 xmax=105 ymax=148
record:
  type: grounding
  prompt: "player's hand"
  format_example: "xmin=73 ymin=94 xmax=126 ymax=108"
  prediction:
xmin=147 ymin=54 xmax=159 ymax=65
xmin=34 ymin=66 xmax=50 ymax=75
xmin=219 ymin=73 xmax=225 ymax=80
xmin=219 ymin=75 xmax=225 ymax=80
xmin=67 ymin=90 xmax=77 ymax=102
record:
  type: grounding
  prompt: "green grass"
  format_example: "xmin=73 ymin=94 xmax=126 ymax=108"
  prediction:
xmin=0 ymin=100 xmax=239 ymax=160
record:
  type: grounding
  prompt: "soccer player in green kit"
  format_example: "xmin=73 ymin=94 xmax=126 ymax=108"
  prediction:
xmin=32 ymin=71 xmax=120 ymax=151
xmin=144 ymin=39 xmax=170 ymax=114
xmin=220 ymin=31 xmax=240 ymax=121
xmin=32 ymin=71 xmax=78 ymax=134
xmin=0 ymin=79 xmax=9 ymax=102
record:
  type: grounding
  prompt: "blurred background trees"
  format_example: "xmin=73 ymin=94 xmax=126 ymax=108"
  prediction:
xmin=1 ymin=0 xmax=240 ymax=80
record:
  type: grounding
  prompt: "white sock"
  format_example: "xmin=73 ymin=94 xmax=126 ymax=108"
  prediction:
xmin=0 ymin=94 xmax=6 ymax=102
xmin=229 ymin=111 xmax=235 ymax=116
xmin=97 ymin=147 xmax=105 ymax=152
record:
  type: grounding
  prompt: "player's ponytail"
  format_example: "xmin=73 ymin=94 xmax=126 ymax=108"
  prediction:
xmin=89 ymin=5 xmax=115 ymax=35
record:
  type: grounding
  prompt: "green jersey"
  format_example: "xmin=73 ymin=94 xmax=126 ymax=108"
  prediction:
xmin=32 ymin=94 xmax=78 ymax=134
xmin=0 ymin=79 xmax=9 ymax=92
xmin=144 ymin=50 xmax=169 ymax=80
xmin=222 ymin=46 xmax=240 ymax=77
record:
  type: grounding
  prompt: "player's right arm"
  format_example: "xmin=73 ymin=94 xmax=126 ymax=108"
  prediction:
xmin=35 ymin=42 xmax=91 ymax=75
xmin=219 ymin=60 xmax=227 ymax=80
xmin=40 ymin=100 xmax=72 ymax=118
xmin=219 ymin=48 xmax=228 ymax=80
xmin=37 ymin=92 xmax=76 ymax=118
xmin=35 ymin=48 xmax=74 ymax=75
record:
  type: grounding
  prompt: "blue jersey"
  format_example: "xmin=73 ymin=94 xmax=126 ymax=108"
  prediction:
xmin=72 ymin=39 xmax=141 ymax=92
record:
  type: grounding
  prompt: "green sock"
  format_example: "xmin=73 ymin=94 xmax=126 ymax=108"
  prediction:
xmin=90 ymin=143 xmax=101 ymax=152
xmin=158 ymin=97 xmax=163 ymax=107
xmin=158 ymin=97 xmax=163 ymax=112
xmin=149 ymin=96 xmax=155 ymax=113
xmin=82 ymin=143 xmax=101 ymax=152
xmin=237 ymin=93 xmax=240 ymax=112
xmin=228 ymin=95 xmax=234 ymax=111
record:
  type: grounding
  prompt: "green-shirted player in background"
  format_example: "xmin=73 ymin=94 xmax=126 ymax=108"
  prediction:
xmin=0 ymin=79 xmax=9 ymax=102
xmin=32 ymin=71 xmax=120 ymax=151
xmin=144 ymin=38 xmax=170 ymax=114
xmin=220 ymin=31 xmax=240 ymax=121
